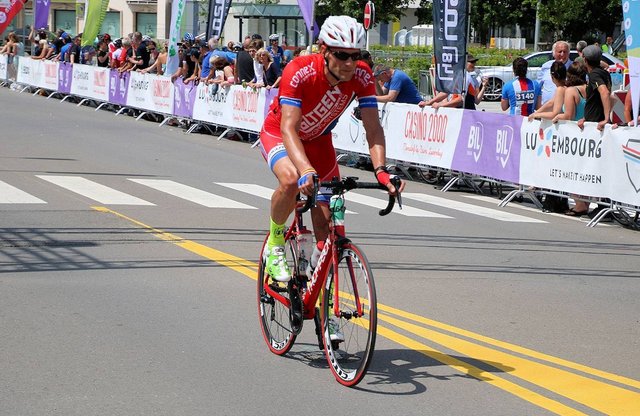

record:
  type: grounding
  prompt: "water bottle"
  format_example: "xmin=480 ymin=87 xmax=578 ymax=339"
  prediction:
xmin=306 ymin=240 xmax=325 ymax=279
xmin=330 ymin=195 xmax=346 ymax=237
xmin=296 ymin=229 xmax=313 ymax=276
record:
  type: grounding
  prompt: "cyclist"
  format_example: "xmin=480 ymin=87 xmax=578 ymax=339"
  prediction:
xmin=260 ymin=15 xmax=405 ymax=284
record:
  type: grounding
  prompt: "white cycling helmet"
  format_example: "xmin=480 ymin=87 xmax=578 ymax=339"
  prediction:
xmin=268 ymin=34 xmax=279 ymax=41
xmin=318 ymin=16 xmax=366 ymax=49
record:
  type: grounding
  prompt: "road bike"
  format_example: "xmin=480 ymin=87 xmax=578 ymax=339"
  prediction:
xmin=257 ymin=176 xmax=401 ymax=387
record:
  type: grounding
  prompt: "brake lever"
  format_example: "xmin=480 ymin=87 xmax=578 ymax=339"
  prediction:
xmin=391 ymin=176 xmax=403 ymax=210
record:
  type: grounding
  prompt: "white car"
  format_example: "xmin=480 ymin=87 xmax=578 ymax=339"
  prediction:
xmin=477 ymin=50 xmax=625 ymax=101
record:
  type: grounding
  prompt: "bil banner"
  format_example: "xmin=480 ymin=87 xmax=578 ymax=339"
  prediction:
xmin=206 ymin=0 xmax=232 ymax=42
xmin=0 ymin=0 xmax=25 ymax=35
xmin=622 ymin=0 xmax=640 ymax=125
xmin=432 ymin=0 xmax=467 ymax=94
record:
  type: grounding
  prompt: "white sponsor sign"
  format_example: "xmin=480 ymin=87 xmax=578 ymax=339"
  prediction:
xmin=39 ymin=60 xmax=59 ymax=90
xmin=17 ymin=57 xmax=41 ymax=86
xmin=70 ymin=64 xmax=109 ymax=101
xmin=0 ymin=54 xmax=7 ymax=80
xmin=126 ymin=71 xmax=174 ymax=114
xmin=192 ymin=84 xmax=266 ymax=132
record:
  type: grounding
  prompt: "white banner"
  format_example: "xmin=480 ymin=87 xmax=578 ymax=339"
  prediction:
xmin=0 ymin=54 xmax=7 ymax=80
xmin=192 ymin=84 xmax=266 ymax=132
xmin=17 ymin=57 xmax=42 ymax=86
xmin=39 ymin=60 xmax=59 ymax=90
xmin=126 ymin=71 xmax=174 ymax=114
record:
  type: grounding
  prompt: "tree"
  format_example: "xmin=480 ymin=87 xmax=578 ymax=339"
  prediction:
xmin=316 ymin=0 xmax=413 ymax=25
xmin=470 ymin=0 xmax=536 ymax=45
xmin=415 ymin=0 xmax=433 ymax=25
xmin=536 ymin=0 xmax=622 ymax=42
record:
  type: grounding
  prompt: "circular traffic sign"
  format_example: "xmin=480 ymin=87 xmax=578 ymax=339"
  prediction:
xmin=364 ymin=1 xmax=375 ymax=30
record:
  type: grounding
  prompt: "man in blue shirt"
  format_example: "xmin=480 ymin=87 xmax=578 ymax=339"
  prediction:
xmin=537 ymin=40 xmax=572 ymax=105
xmin=373 ymin=64 xmax=422 ymax=104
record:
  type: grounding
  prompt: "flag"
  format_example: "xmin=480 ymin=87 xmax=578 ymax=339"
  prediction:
xmin=166 ymin=0 xmax=187 ymax=77
xmin=81 ymin=0 xmax=109 ymax=47
xmin=34 ymin=0 xmax=51 ymax=30
xmin=297 ymin=0 xmax=319 ymax=41
xmin=432 ymin=0 xmax=467 ymax=94
xmin=622 ymin=0 xmax=640 ymax=125
xmin=206 ymin=0 xmax=232 ymax=41
xmin=0 ymin=0 xmax=25 ymax=35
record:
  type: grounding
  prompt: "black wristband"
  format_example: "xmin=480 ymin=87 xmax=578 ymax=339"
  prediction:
xmin=374 ymin=165 xmax=388 ymax=174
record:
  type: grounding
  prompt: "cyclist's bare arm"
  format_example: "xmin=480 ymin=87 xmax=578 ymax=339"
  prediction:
xmin=360 ymin=107 xmax=405 ymax=195
xmin=280 ymin=104 xmax=316 ymax=195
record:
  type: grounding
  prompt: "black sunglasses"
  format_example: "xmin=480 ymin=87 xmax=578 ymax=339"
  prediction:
xmin=329 ymin=49 xmax=362 ymax=61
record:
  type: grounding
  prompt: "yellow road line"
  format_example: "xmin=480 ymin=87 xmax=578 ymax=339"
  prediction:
xmin=379 ymin=312 xmax=640 ymax=415
xmin=93 ymin=206 xmax=640 ymax=415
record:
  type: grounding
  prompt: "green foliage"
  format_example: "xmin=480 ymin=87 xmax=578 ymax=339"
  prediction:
xmin=415 ymin=0 xmax=433 ymax=25
xmin=316 ymin=0 xmax=412 ymax=24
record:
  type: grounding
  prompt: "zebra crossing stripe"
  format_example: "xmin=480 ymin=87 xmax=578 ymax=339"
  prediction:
xmin=349 ymin=192 xmax=452 ymax=218
xmin=130 ymin=179 xmax=256 ymax=209
xmin=0 ymin=180 xmax=46 ymax=204
xmin=215 ymin=182 xmax=359 ymax=214
xmin=404 ymin=193 xmax=547 ymax=223
xmin=37 ymin=176 xmax=154 ymax=205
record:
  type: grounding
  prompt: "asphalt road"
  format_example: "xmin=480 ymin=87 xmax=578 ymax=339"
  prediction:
xmin=0 ymin=87 xmax=639 ymax=415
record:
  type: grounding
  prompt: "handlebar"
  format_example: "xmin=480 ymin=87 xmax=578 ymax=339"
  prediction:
xmin=298 ymin=176 xmax=402 ymax=216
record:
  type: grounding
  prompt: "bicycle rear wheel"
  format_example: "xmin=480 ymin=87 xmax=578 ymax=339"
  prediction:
xmin=321 ymin=242 xmax=377 ymax=387
xmin=257 ymin=234 xmax=298 ymax=355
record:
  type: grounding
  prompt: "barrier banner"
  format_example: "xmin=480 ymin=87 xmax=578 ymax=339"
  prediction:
xmin=58 ymin=62 xmax=73 ymax=94
xmin=39 ymin=60 xmax=58 ymax=90
xmin=70 ymin=64 xmax=109 ymax=101
xmin=622 ymin=0 xmax=640 ymax=125
xmin=108 ymin=69 xmax=129 ymax=105
xmin=451 ymin=110 xmax=522 ymax=183
xmin=0 ymin=54 xmax=7 ymax=80
xmin=126 ymin=71 xmax=174 ymax=114
xmin=173 ymin=79 xmax=198 ymax=118
xmin=610 ymin=126 xmax=640 ymax=204
xmin=192 ymin=84 xmax=265 ymax=132
xmin=17 ymin=57 xmax=41 ymax=86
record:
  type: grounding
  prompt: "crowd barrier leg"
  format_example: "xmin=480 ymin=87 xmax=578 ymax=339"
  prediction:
xmin=251 ymin=138 xmax=261 ymax=149
xmin=187 ymin=122 xmax=214 ymax=135
xmin=77 ymin=98 xmax=92 ymax=107
xmin=115 ymin=107 xmax=129 ymax=116
xmin=47 ymin=91 xmax=65 ymax=100
xmin=60 ymin=95 xmax=73 ymax=103
xmin=19 ymin=85 xmax=30 ymax=93
xmin=441 ymin=172 xmax=483 ymax=194
xmin=135 ymin=111 xmax=148 ymax=121
xmin=95 ymin=102 xmax=112 ymax=111
xmin=499 ymin=185 xmax=544 ymax=209
xmin=586 ymin=203 xmax=615 ymax=228
xmin=32 ymin=88 xmax=44 ymax=96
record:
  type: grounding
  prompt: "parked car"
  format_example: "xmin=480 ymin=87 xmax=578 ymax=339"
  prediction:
xmin=477 ymin=50 xmax=625 ymax=101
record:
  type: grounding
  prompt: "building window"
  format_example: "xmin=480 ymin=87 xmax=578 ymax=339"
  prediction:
xmin=101 ymin=11 xmax=121 ymax=38
xmin=136 ymin=13 xmax=156 ymax=38
xmin=54 ymin=10 xmax=76 ymax=36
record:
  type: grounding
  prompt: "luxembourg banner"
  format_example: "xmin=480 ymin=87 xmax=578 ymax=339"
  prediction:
xmin=432 ymin=0 xmax=467 ymax=94
xmin=206 ymin=0 xmax=232 ymax=41
xmin=0 ymin=0 xmax=25 ymax=35
xmin=166 ymin=0 xmax=187 ymax=77
xmin=34 ymin=0 xmax=50 ymax=30
xmin=81 ymin=0 xmax=110 ymax=47
xmin=622 ymin=0 xmax=640 ymax=125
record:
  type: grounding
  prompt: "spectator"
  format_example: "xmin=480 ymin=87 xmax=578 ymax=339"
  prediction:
xmin=0 ymin=32 xmax=18 ymax=79
xmin=141 ymin=40 xmax=168 ymax=75
xmin=501 ymin=57 xmax=541 ymax=116
xmin=170 ymin=34 xmax=194 ymax=82
xmin=198 ymin=39 xmax=213 ymax=81
xmin=56 ymin=33 xmax=73 ymax=62
xmin=601 ymin=36 xmax=614 ymax=54
xmin=463 ymin=53 xmax=488 ymax=110
xmin=256 ymin=48 xmax=281 ymax=89
xmin=624 ymin=87 xmax=639 ymax=126
xmin=183 ymin=48 xmax=201 ymax=84
xmin=528 ymin=61 xmax=567 ymax=120
xmin=124 ymin=32 xmax=150 ymax=71
xmin=67 ymin=35 xmax=82 ymax=64
xmin=361 ymin=50 xmax=374 ymax=69
xmin=419 ymin=91 xmax=463 ymax=109
xmin=578 ymin=45 xmax=612 ymax=220
xmin=248 ymin=40 xmax=265 ymax=87
xmin=31 ymin=29 xmax=50 ymax=60
xmin=373 ymin=64 xmax=422 ymax=104
xmin=96 ymin=39 xmax=110 ymax=67
xmin=574 ymin=40 xmax=588 ymax=64
xmin=234 ymin=40 xmax=255 ymax=85
xmin=116 ymin=37 xmax=133 ymax=71
xmin=109 ymin=38 xmax=123 ymax=68
xmin=537 ymin=41 xmax=572 ymax=105
xmin=206 ymin=55 xmax=235 ymax=87
xmin=282 ymin=40 xmax=293 ymax=66
xmin=80 ymin=45 xmax=96 ymax=65
xmin=266 ymin=34 xmax=285 ymax=67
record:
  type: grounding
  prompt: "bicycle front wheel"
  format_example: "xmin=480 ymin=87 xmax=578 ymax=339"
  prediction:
xmin=321 ymin=242 xmax=377 ymax=387
xmin=257 ymin=234 xmax=297 ymax=355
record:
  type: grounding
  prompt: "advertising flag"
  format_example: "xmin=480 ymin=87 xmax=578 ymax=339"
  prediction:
xmin=166 ymin=0 xmax=187 ymax=77
xmin=34 ymin=0 xmax=51 ymax=30
xmin=432 ymin=0 xmax=467 ymax=94
xmin=0 ymin=0 xmax=25 ymax=35
xmin=206 ymin=0 xmax=232 ymax=41
xmin=297 ymin=0 xmax=319 ymax=40
xmin=81 ymin=0 xmax=109 ymax=47
xmin=622 ymin=0 xmax=640 ymax=125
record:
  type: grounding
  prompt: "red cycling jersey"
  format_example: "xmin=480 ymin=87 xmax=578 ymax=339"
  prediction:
xmin=262 ymin=53 xmax=378 ymax=142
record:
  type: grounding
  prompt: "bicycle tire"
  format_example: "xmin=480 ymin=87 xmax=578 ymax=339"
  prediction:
xmin=257 ymin=234 xmax=298 ymax=355
xmin=321 ymin=242 xmax=377 ymax=387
